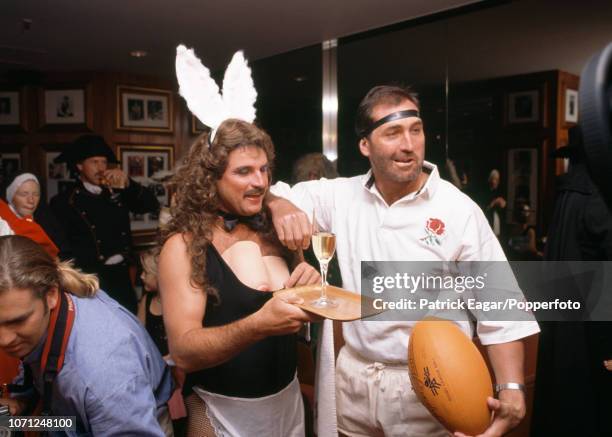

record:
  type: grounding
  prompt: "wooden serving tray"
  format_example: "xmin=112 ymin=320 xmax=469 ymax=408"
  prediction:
xmin=274 ymin=284 xmax=383 ymax=321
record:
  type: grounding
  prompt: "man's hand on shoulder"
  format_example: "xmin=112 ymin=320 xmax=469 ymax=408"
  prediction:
xmin=267 ymin=193 xmax=311 ymax=251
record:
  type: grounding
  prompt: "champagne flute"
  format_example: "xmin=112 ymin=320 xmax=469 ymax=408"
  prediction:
xmin=99 ymin=175 xmax=114 ymax=195
xmin=310 ymin=209 xmax=338 ymax=308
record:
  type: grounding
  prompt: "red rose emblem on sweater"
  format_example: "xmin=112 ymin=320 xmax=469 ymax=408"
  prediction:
xmin=421 ymin=218 xmax=446 ymax=246
xmin=426 ymin=218 xmax=445 ymax=236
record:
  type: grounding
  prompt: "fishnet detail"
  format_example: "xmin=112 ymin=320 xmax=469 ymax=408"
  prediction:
xmin=185 ymin=393 xmax=217 ymax=437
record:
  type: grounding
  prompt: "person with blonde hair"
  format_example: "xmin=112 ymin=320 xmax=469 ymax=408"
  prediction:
xmin=138 ymin=247 xmax=170 ymax=355
xmin=138 ymin=247 xmax=187 ymax=430
xmin=0 ymin=235 xmax=173 ymax=436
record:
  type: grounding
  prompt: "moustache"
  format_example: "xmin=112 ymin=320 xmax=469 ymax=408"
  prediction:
xmin=244 ymin=188 xmax=265 ymax=197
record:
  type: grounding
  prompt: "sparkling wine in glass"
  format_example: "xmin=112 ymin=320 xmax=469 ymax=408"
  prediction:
xmin=99 ymin=174 xmax=114 ymax=195
xmin=311 ymin=210 xmax=338 ymax=308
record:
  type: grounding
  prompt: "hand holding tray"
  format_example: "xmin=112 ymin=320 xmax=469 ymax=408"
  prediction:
xmin=274 ymin=284 xmax=384 ymax=321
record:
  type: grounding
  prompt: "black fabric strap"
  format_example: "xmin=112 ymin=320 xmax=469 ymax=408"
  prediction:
xmin=41 ymin=292 xmax=69 ymax=416
xmin=7 ymin=364 xmax=39 ymax=416
xmin=7 ymin=364 xmax=33 ymax=395
xmin=8 ymin=294 xmax=72 ymax=417
xmin=361 ymin=109 xmax=420 ymax=137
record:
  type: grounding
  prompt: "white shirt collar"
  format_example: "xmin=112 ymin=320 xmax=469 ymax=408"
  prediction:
xmin=361 ymin=160 xmax=440 ymax=205
xmin=82 ymin=180 xmax=103 ymax=195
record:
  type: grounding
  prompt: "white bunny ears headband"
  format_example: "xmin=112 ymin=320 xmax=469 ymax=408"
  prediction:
xmin=175 ymin=45 xmax=257 ymax=143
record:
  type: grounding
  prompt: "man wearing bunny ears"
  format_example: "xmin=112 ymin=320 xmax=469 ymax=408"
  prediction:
xmin=158 ymin=45 xmax=320 ymax=437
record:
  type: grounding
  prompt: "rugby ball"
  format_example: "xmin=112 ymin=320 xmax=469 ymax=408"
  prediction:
xmin=408 ymin=319 xmax=493 ymax=435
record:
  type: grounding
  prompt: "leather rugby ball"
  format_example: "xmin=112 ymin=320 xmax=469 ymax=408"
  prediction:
xmin=408 ymin=319 xmax=493 ymax=435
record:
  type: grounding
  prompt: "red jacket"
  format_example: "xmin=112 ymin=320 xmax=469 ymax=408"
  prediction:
xmin=0 ymin=199 xmax=59 ymax=258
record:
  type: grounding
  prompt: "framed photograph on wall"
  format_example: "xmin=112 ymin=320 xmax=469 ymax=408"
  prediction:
xmin=564 ymin=89 xmax=579 ymax=124
xmin=507 ymin=148 xmax=538 ymax=225
xmin=0 ymin=89 xmax=27 ymax=132
xmin=507 ymin=90 xmax=539 ymax=124
xmin=0 ymin=92 xmax=20 ymax=125
xmin=191 ymin=115 xmax=209 ymax=135
xmin=117 ymin=145 xmax=174 ymax=234
xmin=42 ymin=88 xmax=86 ymax=125
xmin=45 ymin=151 xmax=75 ymax=202
xmin=0 ymin=152 xmax=22 ymax=189
xmin=117 ymin=86 xmax=174 ymax=132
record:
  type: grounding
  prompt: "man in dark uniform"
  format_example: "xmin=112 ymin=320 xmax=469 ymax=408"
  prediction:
xmin=531 ymin=126 xmax=612 ymax=437
xmin=50 ymin=135 xmax=159 ymax=313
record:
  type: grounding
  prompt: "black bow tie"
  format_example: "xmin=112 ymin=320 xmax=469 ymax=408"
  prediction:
xmin=218 ymin=210 xmax=266 ymax=232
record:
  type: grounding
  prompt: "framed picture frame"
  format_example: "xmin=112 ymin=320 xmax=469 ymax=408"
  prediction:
xmin=564 ymin=89 xmax=579 ymax=124
xmin=1 ymin=151 xmax=23 ymax=190
xmin=507 ymin=90 xmax=540 ymax=124
xmin=39 ymin=85 xmax=91 ymax=130
xmin=507 ymin=148 xmax=538 ymax=225
xmin=191 ymin=115 xmax=209 ymax=135
xmin=117 ymin=145 xmax=174 ymax=234
xmin=0 ymin=89 xmax=27 ymax=132
xmin=117 ymin=86 xmax=174 ymax=133
xmin=45 ymin=150 xmax=75 ymax=202
xmin=0 ymin=92 xmax=21 ymax=125
xmin=44 ymin=89 xmax=85 ymax=124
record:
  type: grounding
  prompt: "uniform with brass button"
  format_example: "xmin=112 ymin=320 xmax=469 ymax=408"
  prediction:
xmin=50 ymin=135 xmax=160 ymax=313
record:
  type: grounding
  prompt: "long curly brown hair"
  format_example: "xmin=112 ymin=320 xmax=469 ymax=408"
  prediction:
xmin=160 ymin=119 xmax=276 ymax=299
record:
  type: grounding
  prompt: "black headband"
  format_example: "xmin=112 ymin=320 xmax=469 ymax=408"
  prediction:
xmin=361 ymin=109 xmax=420 ymax=138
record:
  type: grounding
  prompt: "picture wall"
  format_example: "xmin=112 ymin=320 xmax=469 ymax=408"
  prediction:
xmin=118 ymin=144 xmax=174 ymax=233
xmin=0 ymin=72 xmax=201 ymax=243
xmin=0 ymin=67 xmax=578 ymax=240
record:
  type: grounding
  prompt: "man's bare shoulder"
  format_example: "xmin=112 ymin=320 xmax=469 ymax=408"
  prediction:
xmin=161 ymin=233 xmax=190 ymax=255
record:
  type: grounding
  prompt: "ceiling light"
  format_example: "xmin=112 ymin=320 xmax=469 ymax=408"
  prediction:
xmin=294 ymin=76 xmax=307 ymax=82
xmin=130 ymin=50 xmax=148 ymax=58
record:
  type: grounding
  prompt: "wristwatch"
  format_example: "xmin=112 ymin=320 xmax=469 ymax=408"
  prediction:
xmin=494 ymin=382 xmax=525 ymax=395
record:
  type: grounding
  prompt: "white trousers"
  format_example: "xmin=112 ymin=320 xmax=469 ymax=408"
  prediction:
xmin=336 ymin=346 xmax=448 ymax=437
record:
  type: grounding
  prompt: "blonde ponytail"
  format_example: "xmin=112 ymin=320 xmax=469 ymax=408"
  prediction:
xmin=0 ymin=236 xmax=99 ymax=299
xmin=57 ymin=261 xmax=99 ymax=297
